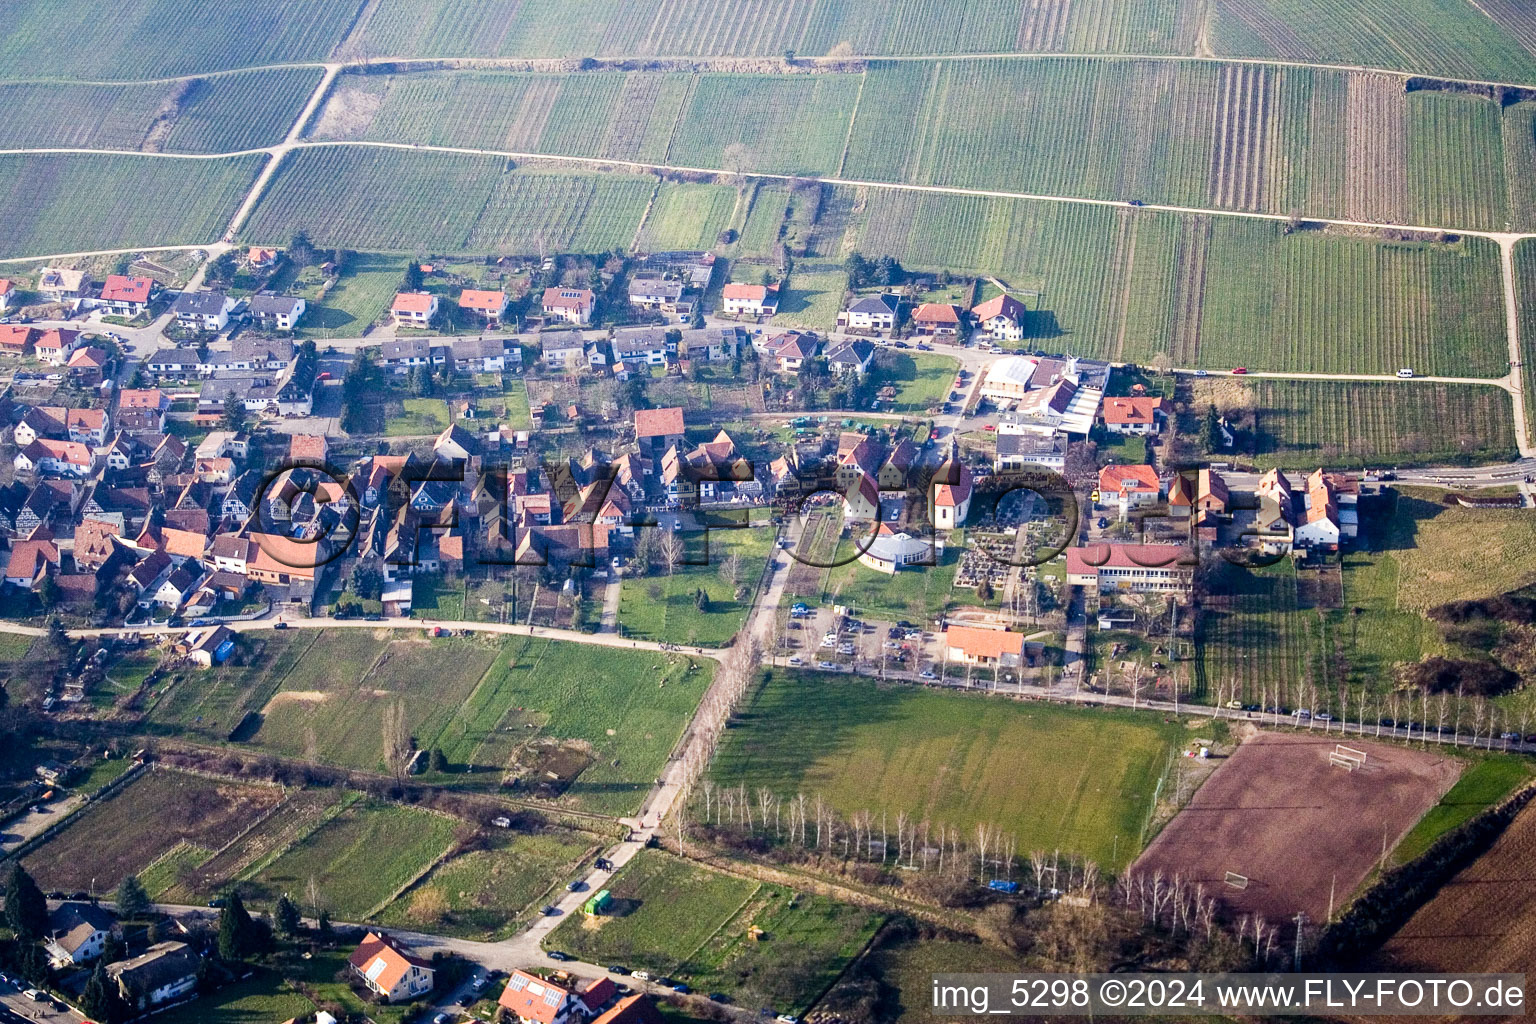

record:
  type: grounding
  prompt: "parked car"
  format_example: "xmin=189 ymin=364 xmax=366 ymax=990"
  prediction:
xmin=1231 ymin=367 xmax=1248 ymax=374
xmin=1397 ymin=368 xmax=1414 ymax=378
xmin=547 ymin=950 xmax=571 ymax=961
xmin=1193 ymin=369 xmax=1208 ymax=377
xmin=632 ymin=971 xmax=652 ymax=981
xmin=787 ymin=656 xmax=803 ymax=666
xmin=273 ymin=622 xmax=288 ymax=630
xmin=608 ymin=966 xmax=631 ymax=976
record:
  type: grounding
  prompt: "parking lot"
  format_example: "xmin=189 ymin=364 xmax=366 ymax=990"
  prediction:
xmin=775 ymin=604 xmax=945 ymax=679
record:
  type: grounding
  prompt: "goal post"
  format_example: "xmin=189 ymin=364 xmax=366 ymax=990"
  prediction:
xmin=1223 ymin=871 xmax=1249 ymax=890
xmin=1329 ymin=753 xmax=1359 ymax=770
xmin=1335 ymin=745 xmax=1366 ymax=764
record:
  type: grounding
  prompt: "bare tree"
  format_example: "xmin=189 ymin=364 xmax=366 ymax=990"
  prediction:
xmin=719 ymin=554 xmax=744 ymax=589
xmin=661 ymin=533 xmax=685 ymax=574
xmin=382 ymin=701 xmax=412 ymax=783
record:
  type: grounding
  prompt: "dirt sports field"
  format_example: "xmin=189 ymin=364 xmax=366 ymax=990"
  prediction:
xmin=1374 ymin=800 xmax=1536 ymax=990
xmin=1131 ymin=731 xmax=1460 ymax=925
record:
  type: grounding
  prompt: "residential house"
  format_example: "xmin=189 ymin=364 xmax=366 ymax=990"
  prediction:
xmin=348 ymin=932 xmax=436 ymax=1004
xmin=678 ymin=326 xmax=744 ymax=364
xmin=540 ymin=333 xmax=586 ymax=372
xmin=763 ymin=330 xmax=817 ymax=373
xmin=44 ymin=902 xmax=115 ymax=968
xmin=391 ymin=291 xmax=439 ymax=328
xmin=380 ymin=337 xmax=434 ymax=374
xmin=721 ymin=282 xmax=779 ymax=317
xmin=434 ymin=423 xmax=478 ymax=460
xmin=451 ymin=335 xmax=507 ymax=372
xmin=499 ymin=970 xmax=591 ymax=1024
xmin=62 ymin=407 xmax=110 ymax=446
xmin=635 ymin=406 xmax=685 ymax=458
xmin=209 ymin=534 xmax=254 ymax=574
xmin=38 ymin=267 xmax=89 ymax=306
xmin=611 ymin=328 xmax=669 ymax=367
xmin=1097 ymin=463 xmax=1161 ymax=516
xmin=170 ymin=289 xmax=235 ymax=332
xmin=150 ymin=563 xmax=207 ymax=610
xmin=5 ymin=538 xmax=59 ymax=589
xmin=843 ymin=471 xmax=880 ymax=521
xmin=246 ymin=533 xmax=321 ymax=593
xmin=995 ymin=431 xmax=1066 ymax=472
xmin=838 ymin=293 xmax=900 ymax=334
xmin=1100 ymin=396 xmax=1164 ymax=435
xmin=825 ymin=338 xmax=876 ymax=376
xmin=0 ymin=325 xmax=34 ymax=354
xmin=911 ymin=302 xmax=963 ymax=337
xmin=104 ymin=941 xmax=200 ymax=1011
xmin=945 ymin=625 xmax=1024 ymax=667
xmin=97 ymin=274 xmax=155 ymax=317
xmin=1295 ymin=468 xmax=1358 ymax=550
xmin=835 ymin=432 xmax=879 ymax=491
xmin=1253 ymin=468 xmax=1294 ymax=550
xmin=66 ymin=346 xmax=108 ymax=385
xmin=247 ymin=246 xmax=277 ymax=268
xmin=878 ymin=439 xmax=918 ymax=489
xmin=541 ymin=287 xmax=595 ymax=325
xmin=247 ymin=294 xmax=306 ymax=331
xmin=459 ymin=289 xmax=509 ymax=327
xmin=1065 ymin=542 xmax=1194 ymax=595
xmin=970 ymin=293 xmax=1026 ymax=341
xmin=591 ymin=995 xmax=666 ymax=1024
xmin=0 ymin=279 xmax=13 ymax=313
xmin=144 ymin=348 xmax=203 ymax=377
xmin=16 ymin=438 xmax=97 ymax=478
xmin=979 ymin=355 xmax=1039 ymax=403
xmin=73 ymin=518 xmax=126 ymax=573
xmin=116 ymin=388 xmax=170 ymax=434
xmin=627 ymin=276 xmax=693 ymax=318
xmin=34 ymin=328 xmax=81 ymax=366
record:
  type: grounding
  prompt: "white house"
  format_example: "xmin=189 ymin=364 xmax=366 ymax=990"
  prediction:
xmin=722 ymin=282 xmax=779 ymax=317
xmin=247 ymin=294 xmax=306 ymax=331
xmin=391 ymin=291 xmax=438 ymax=328
xmin=541 ymin=287 xmax=594 ymax=325
xmin=348 ymin=932 xmax=436 ymax=1004
xmin=105 ymin=942 xmax=200 ymax=1011
xmin=838 ymin=293 xmax=899 ymax=334
xmin=970 ymin=293 xmax=1026 ymax=341
xmin=170 ymin=289 xmax=235 ymax=332
xmin=97 ymin=274 xmax=155 ymax=317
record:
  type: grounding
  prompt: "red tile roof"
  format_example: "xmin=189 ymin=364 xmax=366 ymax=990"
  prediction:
xmin=288 ymin=434 xmax=328 ymax=462
xmin=500 ymin=970 xmax=577 ymax=1023
xmin=542 ymin=287 xmax=594 ymax=311
xmin=392 ymin=292 xmax=435 ymax=314
xmin=67 ymin=346 xmax=107 ymax=368
xmin=722 ymin=282 xmax=776 ymax=301
xmin=945 ymin=625 xmax=1023 ymax=661
xmin=971 ymin=293 xmax=1026 ymax=322
xmin=6 ymin=539 xmax=58 ymax=582
xmin=100 ymin=274 xmax=153 ymax=303
xmin=634 ymin=406 xmax=684 ymax=438
xmin=34 ymin=328 xmax=79 ymax=351
xmin=1065 ymin=543 xmax=1191 ymax=576
xmin=0 ymin=325 xmax=33 ymax=350
xmin=119 ymin=388 xmax=167 ymax=409
xmin=1100 ymin=396 xmax=1163 ymax=426
xmin=459 ymin=288 xmax=507 ymax=313
xmin=347 ymin=932 xmax=432 ymax=995
xmin=912 ymin=302 xmax=961 ymax=324
xmin=1098 ymin=463 xmax=1160 ymax=496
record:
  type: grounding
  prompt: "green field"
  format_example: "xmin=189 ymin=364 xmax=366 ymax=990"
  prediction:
xmin=793 ymin=533 xmax=981 ymax=624
xmin=188 ymin=630 xmax=712 ymax=817
xmin=0 ymin=0 xmax=351 ymax=79
xmin=1390 ymin=754 xmax=1535 ymax=866
xmin=296 ymin=252 xmax=413 ymax=334
xmin=617 ymin=527 xmax=774 ymax=646
xmin=636 ymin=182 xmax=739 ymax=252
xmin=550 ymin=850 xmax=881 ymax=1011
xmin=871 ymin=351 xmax=958 ymax=414
xmin=770 ymin=264 xmax=849 ymax=331
xmin=385 ymin=396 xmax=451 ymax=435
xmin=150 ymin=969 xmax=314 ymax=1024
xmin=711 ymin=673 xmax=1181 ymax=869
xmin=243 ymin=148 xmax=655 ymax=253
xmin=377 ymin=829 xmax=594 ymax=938
xmin=243 ymin=800 xmax=459 ymax=919
xmin=351 ymin=0 xmax=1193 ymax=61
xmin=1212 ymin=379 xmax=1519 ymax=468
xmin=22 ymin=769 xmax=282 ymax=893
xmin=0 ymin=69 xmax=321 ymax=153
xmin=0 ymin=153 xmax=263 ymax=258
xmin=1518 ymin=239 xmax=1536 ymax=439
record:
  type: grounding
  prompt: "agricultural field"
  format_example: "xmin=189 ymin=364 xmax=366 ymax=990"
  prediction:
xmin=616 ymin=527 xmax=774 ymax=646
xmin=730 ymin=184 xmax=796 ymax=259
xmin=711 ymin=673 xmax=1181 ymax=870
xmin=378 ymin=828 xmax=595 ymax=938
xmin=1391 ymin=490 xmax=1536 ymax=610
xmin=1132 ymin=731 xmax=1462 ymax=927
xmin=242 ymin=148 xmax=654 ymax=254
xmin=0 ymin=153 xmax=263 ymax=259
xmin=1375 ymin=797 xmax=1536 ymax=977
xmin=1206 ymin=0 xmax=1536 ymax=84
xmin=0 ymin=0 xmax=350 ymax=80
xmin=550 ymin=850 xmax=882 ymax=1012
xmin=146 ymin=629 xmax=322 ymax=742
xmin=351 ymin=0 xmax=1194 ymax=60
xmin=1518 ymin=239 xmax=1536 ymax=439
xmin=21 ymin=769 xmax=283 ymax=894
xmin=1198 ymin=379 xmax=1519 ymax=468
xmin=1390 ymin=755 xmax=1534 ymax=866
xmin=243 ymin=800 xmax=460 ymax=920
xmin=635 ymin=183 xmax=739 ymax=253
xmin=0 ymin=69 xmax=321 ymax=153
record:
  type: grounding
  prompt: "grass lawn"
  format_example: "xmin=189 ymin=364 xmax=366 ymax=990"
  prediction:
xmin=770 ymin=265 xmax=848 ymax=331
xmin=502 ymin=378 xmax=533 ymax=429
xmin=1390 ymin=754 xmax=1535 ymax=866
xmin=870 ymin=351 xmax=957 ymax=415
xmin=385 ymin=396 xmax=451 ymax=436
xmin=550 ymin=850 xmax=881 ymax=1012
xmin=794 ymin=526 xmax=984 ymax=624
xmin=410 ymin=573 xmax=468 ymax=619
xmin=378 ymin=828 xmax=595 ymax=939
xmin=1392 ymin=490 xmax=1536 ymax=610
xmin=712 ymin=672 xmax=1181 ymax=870
xmin=146 ymin=630 xmax=321 ymax=743
xmin=245 ymin=801 xmax=459 ymax=919
xmin=297 ymin=252 xmax=410 ymax=335
xmin=150 ymin=968 xmax=313 ymax=1024
xmin=617 ymin=528 xmax=774 ymax=646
